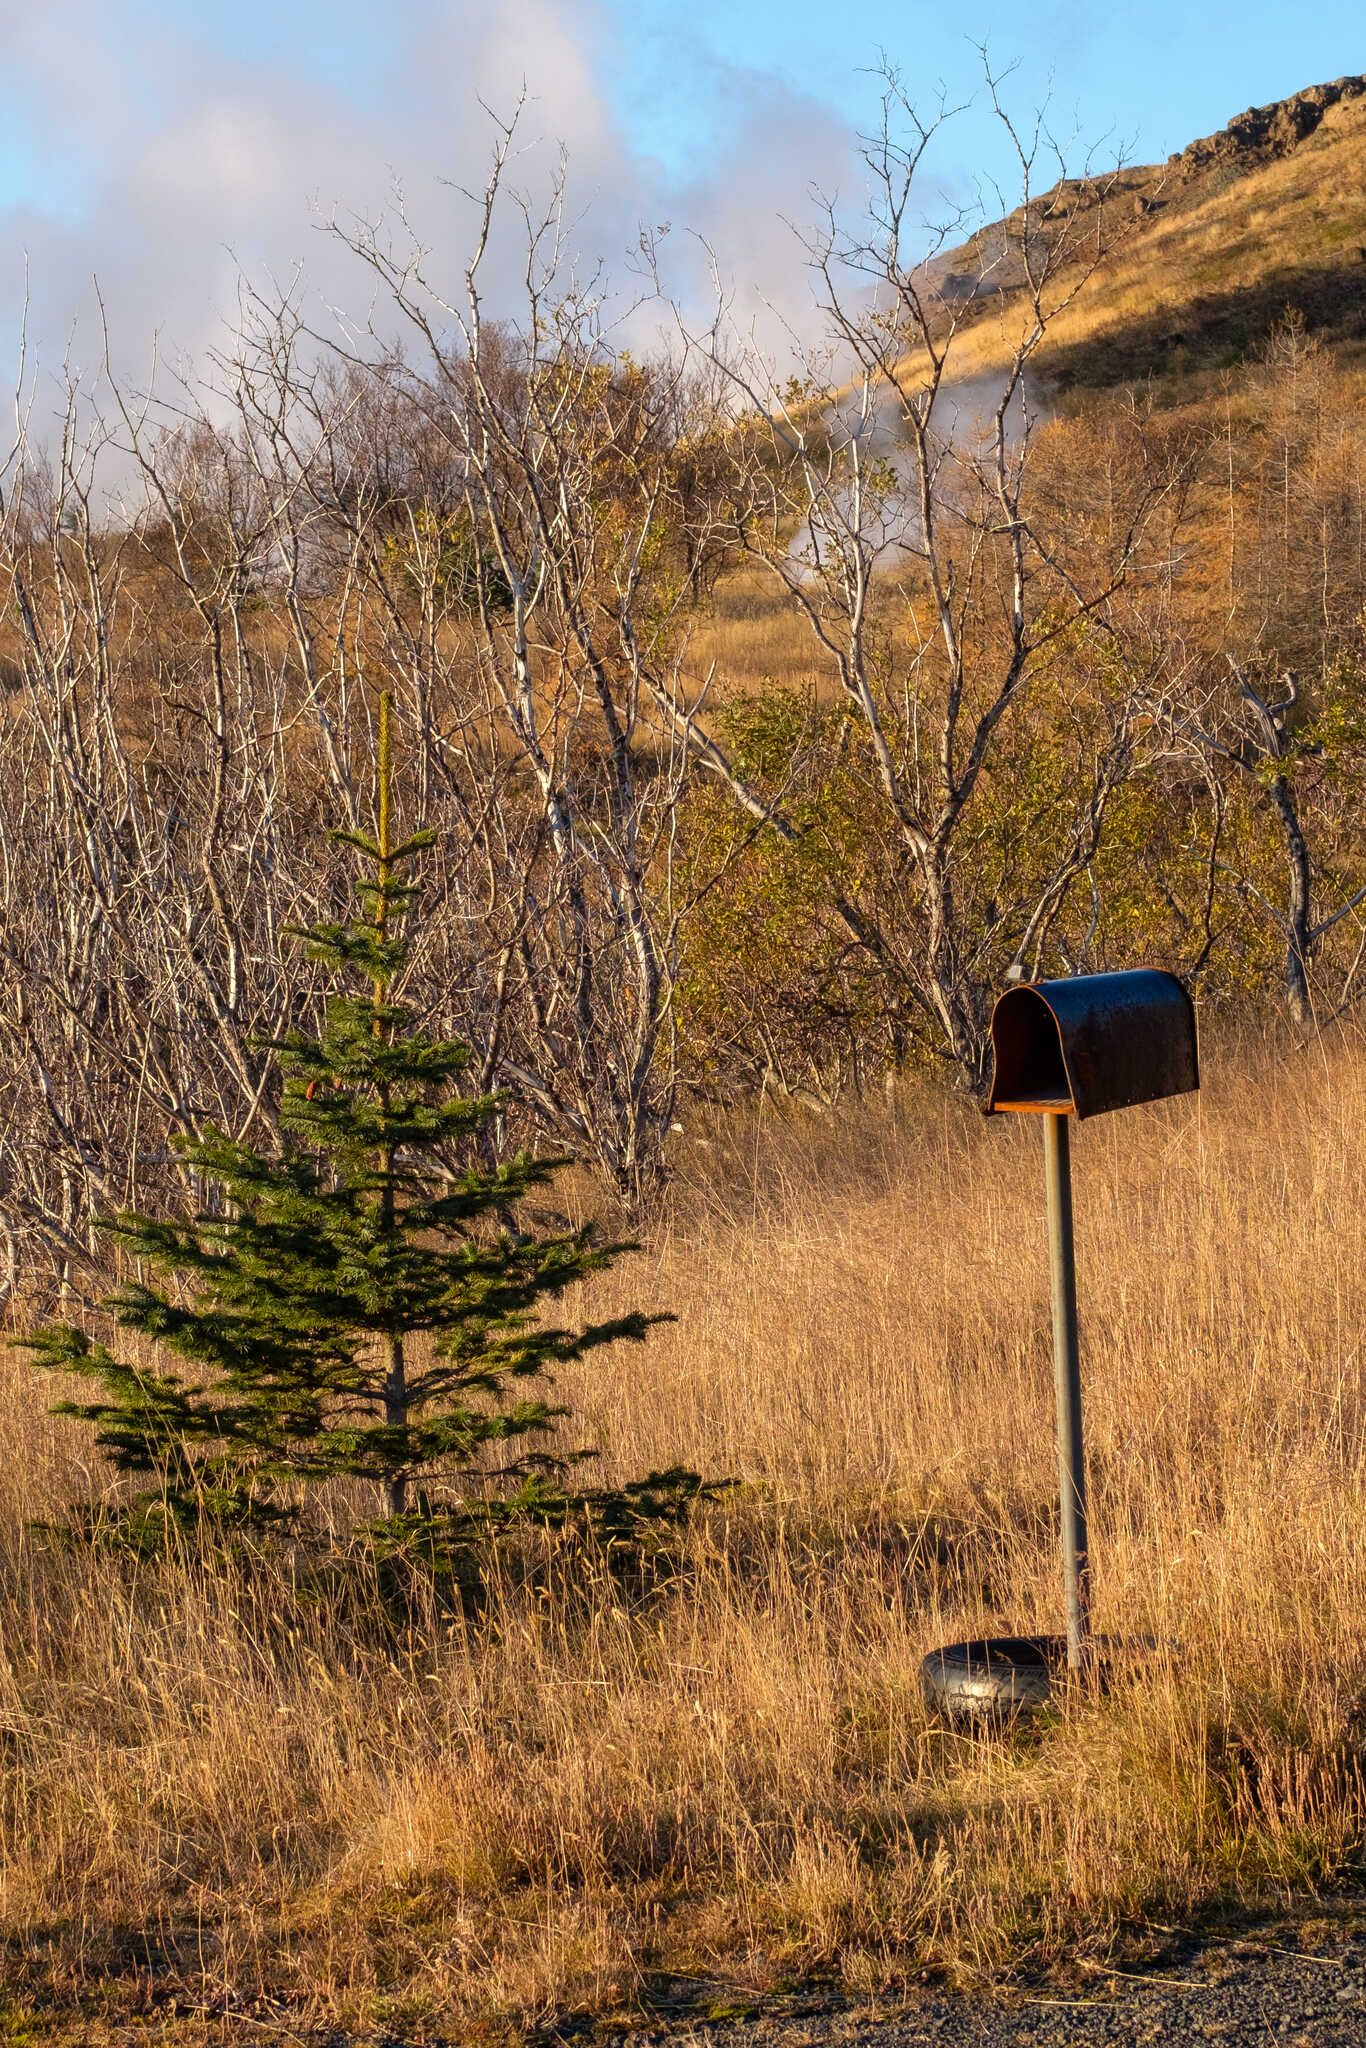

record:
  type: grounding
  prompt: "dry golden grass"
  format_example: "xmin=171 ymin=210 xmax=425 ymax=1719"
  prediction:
xmin=682 ymin=564 xmax=831 ymax=699
xmin=3 ymin=1028 xmax=1366 ymax=2039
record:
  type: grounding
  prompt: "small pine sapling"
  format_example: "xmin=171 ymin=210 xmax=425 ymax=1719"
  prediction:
xmin=22 ymin=695 xmax=708 ymax=1558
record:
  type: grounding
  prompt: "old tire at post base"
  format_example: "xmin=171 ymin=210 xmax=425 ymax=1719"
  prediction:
xmin=920 ymin=1635 xmax=1066 ymax=1722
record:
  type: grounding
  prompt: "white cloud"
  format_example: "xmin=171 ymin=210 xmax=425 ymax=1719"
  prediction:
xmin=0 ymin=0 xmax=867 ymax=403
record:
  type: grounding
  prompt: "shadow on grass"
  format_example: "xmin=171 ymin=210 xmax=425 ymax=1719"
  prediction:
xmin=1043 ymin=256 xmax=1366 ymax=393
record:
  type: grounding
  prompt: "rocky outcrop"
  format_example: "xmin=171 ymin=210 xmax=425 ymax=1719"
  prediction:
xmin=1174 ymin=76 xmax=1366 ymax=177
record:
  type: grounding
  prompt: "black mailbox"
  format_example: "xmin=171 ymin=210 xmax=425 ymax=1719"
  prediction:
xmin=985 ymin=969 xmax=1198 ymax=1120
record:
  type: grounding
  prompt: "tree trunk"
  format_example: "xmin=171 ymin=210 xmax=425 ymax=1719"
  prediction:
xmin=1267 ymin=770 xmax=1314 ymax=1026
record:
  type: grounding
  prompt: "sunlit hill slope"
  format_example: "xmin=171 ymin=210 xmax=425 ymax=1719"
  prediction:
xmin=903 ymin=74 xmax=1366 ymax=398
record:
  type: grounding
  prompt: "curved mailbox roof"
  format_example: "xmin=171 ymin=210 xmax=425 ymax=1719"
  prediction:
xmin=986 ymin=968 xmax=1199 ymax=1119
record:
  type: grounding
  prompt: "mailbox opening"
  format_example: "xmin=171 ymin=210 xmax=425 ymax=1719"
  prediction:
xmin=988 ymin=987 xmax=1073 ymax=1113
xmin=986 ymin=970 xmax=1198 ymax=1120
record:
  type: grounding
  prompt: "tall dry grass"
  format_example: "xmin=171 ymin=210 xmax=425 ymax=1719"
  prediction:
xmin=2 ymin=1027 xmax=1366 ymax=2039
xmin=682 ymin=564 xmax=831 ymax=699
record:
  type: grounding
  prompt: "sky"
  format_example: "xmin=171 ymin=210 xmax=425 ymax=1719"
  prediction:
xmin=0 ymin=0 xmax=1360 ymax=399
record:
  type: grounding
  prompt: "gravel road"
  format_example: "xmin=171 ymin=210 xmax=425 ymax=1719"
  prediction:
xmin=602 ymin=1913 xmax=1366 ymax=2048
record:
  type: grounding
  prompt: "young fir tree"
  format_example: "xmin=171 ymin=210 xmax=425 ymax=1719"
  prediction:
xmin=24 ymin=695 xmax=705 ymax=1556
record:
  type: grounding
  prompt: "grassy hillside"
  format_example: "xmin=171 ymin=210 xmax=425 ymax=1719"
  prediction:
xmin=891 ymin=76 xmax=1366 ymax=401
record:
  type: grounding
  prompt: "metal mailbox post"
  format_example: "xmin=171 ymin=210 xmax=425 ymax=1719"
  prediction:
xmin=985 ymin=969 xmax=1198 ymax=1674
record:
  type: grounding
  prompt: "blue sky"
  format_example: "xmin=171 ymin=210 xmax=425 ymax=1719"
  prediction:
xmin=0 ymin=1 xmax=1358 ymax=386
xmin=600 ymin=2 xmax=1362 ymax=186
